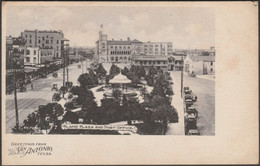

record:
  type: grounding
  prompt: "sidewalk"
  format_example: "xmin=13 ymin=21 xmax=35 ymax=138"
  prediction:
xmin=166 ymin=72 xmax=185 ymax=135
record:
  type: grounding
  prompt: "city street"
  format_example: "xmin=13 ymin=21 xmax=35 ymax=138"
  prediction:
xmin=170 ymin=71 xmax=215 ymax=135
xmin=5 ymin=60 xmax=90 ymax=133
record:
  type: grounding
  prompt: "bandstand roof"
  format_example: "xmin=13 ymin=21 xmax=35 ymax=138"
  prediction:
xmin=109 ymin=72 xmax=131 ymax=84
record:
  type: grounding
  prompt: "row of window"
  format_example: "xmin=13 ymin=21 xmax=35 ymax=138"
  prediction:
xmin=27 ymin=39 xmax=59 ymax=44
xmin=110 ymin=46 xmax=131 ymax=49
xmin=26 ymin=50 xmax=53 ymax=56
xmin=110 ymin=51 xmax=131 ymax=55
xmin=110 ymin=56 xmax=131 ymax=61
xmin=25 ymin=34 xmax=54 ymax=39
xmin=136 ymin=61 xmax=167 ymax=65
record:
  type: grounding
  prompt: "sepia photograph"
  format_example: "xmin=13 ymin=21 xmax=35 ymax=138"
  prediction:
xmin=1 ymin=1 xmax=258 ymax=165
xmin=4 ymin=5 xmax=215 ymax=136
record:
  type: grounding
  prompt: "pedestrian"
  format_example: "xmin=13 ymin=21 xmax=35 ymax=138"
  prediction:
xmin=31 ymin=83 xmax=34 ymax=90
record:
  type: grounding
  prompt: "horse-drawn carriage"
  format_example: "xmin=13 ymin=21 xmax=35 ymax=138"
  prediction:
xmin=51 ymin=84 xmax=58 ymax=91
xmin=52 ymin=72 xmax=58 ymax=78
xmin=52 ymin=93 xmax=61 ymax=102
xmin=65 ymin=82 xmax=73 ymax=89
xmin=18 ymin=83 xmax=26 ymax=92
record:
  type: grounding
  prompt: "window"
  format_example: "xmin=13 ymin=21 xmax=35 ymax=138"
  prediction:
xmin=26 ymin=50 xmax=30 ymax=55
xmin=157 ymin=61 xmax=161 ymax=64
xmin=34 ymin=50 xmax=36 ymax=55
xmin=57 ymin=46 xmax=59 ymax=50
xmin=42 ymin=37 xmax=45 ymax=41
xmin=155 ymin=48 xmax=158 ymax=51
xmin=42 ymin=44 xmax=45 ymax=48
xmin=211 ymin=62 xmax=213 ymax=65
xmin=211 ymin=68 xmax=213 ymax=72
xmin=155 ymin=45 xmax=158 ymax=47
xmin=47 ymin=36 xmax=49 ymax=38
xmin=29 ymin=39 xmax=32 ymax=43
xmin=33 ymin=57 xmax=36 ymax=63
xmin=56 ymin=53 xmax=59 ymax=57
xmin=124 ymin=57 xmax=127 ymax=60
xmin=46 ymin=40 xmax=49 ymax=44
xmin=119 ymin=46 xmax=122 ymax=49
xmin=102 ymin=46 xmax=105 ymax=48
xmin=26 ymin=57 xmax=30 ymax=62
xmin=144 ymin=45 xmax=148 ymax=47
xmin=115 ymin=46 xmax=118 ymax=49
xmin=111 ymin=57 xmax=114 ymax=61
xmin=50 ymin=40 xmax=53 ymax=44
xmin=123 ymin=46 xmax=126 ymax=49
xmin=30 ymin=35 xmax=32 ymax=38
xmin=128 ymin=46 xmax=130 ymax=49
xmin=57 ymin=40 xmax=59 ymax=44
xmin=110 ymin=46 xmax=113 ymax=49
xmin=120 ymin=57 xmax=123 ymax=59
xmin=38 ymin=40 xmax=41 ymax=43
xmin=128 ymin=57 xmax=131 ymax=61
xmin=25 ymin=34 xmax=27 ymax=38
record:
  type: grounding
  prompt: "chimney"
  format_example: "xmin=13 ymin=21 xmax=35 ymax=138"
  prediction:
xmin=112 ymin=38 xmax=114 ymax=41
xmin=127 ymin=37 xmax=130 ymax=41
xmin=120 ymin=39 xmax=122 ymax=41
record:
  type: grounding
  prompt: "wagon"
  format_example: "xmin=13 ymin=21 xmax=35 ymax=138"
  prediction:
xmin=187 ymin=106 xmax=198 ymax=118
xmin=51 ymin=84 xmax=58 ymax=91
xmin=52 ymin=93 xmax=61 ymax=102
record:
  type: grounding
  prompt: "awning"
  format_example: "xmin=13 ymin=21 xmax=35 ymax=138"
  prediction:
xmin=24 ymin=66 xmax=39 ymax=73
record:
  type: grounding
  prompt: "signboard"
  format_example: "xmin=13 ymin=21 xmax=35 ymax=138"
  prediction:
xmin=61 ymin=122 xmax=138 ymax=133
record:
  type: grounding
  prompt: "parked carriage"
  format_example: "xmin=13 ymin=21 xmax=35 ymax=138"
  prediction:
xmin=52 ymin=93 xmax=61 ymax=102
xmin=51 ymin=84 xmax=58 ymax=91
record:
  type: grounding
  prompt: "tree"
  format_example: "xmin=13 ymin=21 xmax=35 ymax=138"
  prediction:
xmin=77 ymin=70 xmax=98 ymax=88
xmin=109 ymin=63 xmax=120 ymax=76
xmin=143 ymin=95 xmax=178 ymax=135
xmin=130 ymin=65 xmax=137 ymax=73
xmin=121 ymin=66 xmax=129 ymax=76
xmin=88 ymin=69 xmax=98 ymax=85
xmin=131 ymin=74 xmax=140 ymax=86
xmin=151 ymin=72 xmax=173 ymax=97
xmin=95 ymin=63 xmax=107 ymax=78
xmin=148 ymin=65 xmax=157 ymax=77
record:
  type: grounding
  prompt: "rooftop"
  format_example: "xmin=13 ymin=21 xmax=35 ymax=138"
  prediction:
xmin=189 ymin=55 xmax=215 ymax=62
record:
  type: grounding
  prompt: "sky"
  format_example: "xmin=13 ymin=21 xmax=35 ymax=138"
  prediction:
xmin=5 ymin=6 xmax=215 ymax=49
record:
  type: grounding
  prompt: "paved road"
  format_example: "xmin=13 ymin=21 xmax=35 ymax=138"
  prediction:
xmin=171 ymin=71 xmax=215 ymax=135
xmin=5 ymin=60 xmax=90 ymax=133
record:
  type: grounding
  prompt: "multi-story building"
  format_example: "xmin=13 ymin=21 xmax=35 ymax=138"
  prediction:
xmin=132 ymin=54 xmax=169 ymax=71
xmin=24 ymin=47 xmax=54 ymax=65
xmin=142 ymin=42 xmax=173 ymax=56
xmin=184 ymin=55 xmax=215 ymax=75
xmin=95 ymin=31 xmax=173 ymax=63
xmin=21 ymin=29 xmax=68 ymax=59
xmin=6 ymin=36 xmax=26 ymax=70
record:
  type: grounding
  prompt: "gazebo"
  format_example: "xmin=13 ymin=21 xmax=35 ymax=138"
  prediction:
xmin=109 ymin=72 xmax=131 ymax=91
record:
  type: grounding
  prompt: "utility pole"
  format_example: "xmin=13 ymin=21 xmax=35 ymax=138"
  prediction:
xmin=66 ymin=48 xmax=69 ymax=82
xmin=13 ymin=57 xmax=19 ymax=131
xmin=62 ymin=47 xmax=66 ymax=98
xmin=181 ymin=55 xmax=184 ymax=98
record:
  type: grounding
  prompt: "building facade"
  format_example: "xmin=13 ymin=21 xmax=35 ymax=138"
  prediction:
xmin=24 ymin=47 xmax=54 ymax=65
xmin=6 ymin=36 xmax=26 ymax=70
xmin=132 ymin=54 xmax=168 ymax=71
xmin=21 ymin=30 xmax=68 ymax=58
xmin=184 ymin=55 xmax=215 ymax=75
xmin=95 ymin=31 xmax=173 ymax=63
